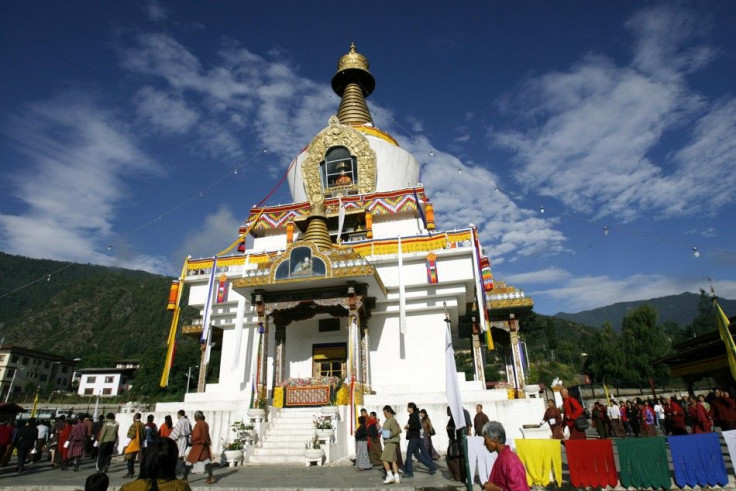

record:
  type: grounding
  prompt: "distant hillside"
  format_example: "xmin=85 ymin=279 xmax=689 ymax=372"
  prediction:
xmin=0 ymin=251 xmax=180 ymax=361
xmin=554 ymin=292 xmax=736 ymax=330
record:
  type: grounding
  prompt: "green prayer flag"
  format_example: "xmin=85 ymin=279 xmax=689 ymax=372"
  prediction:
xmin=616 ymin=437 xmax=671 ymax=489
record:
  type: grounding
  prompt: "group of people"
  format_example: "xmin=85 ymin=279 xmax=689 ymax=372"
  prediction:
xmin=2 ymin=408 xmax=216 ymax=489
xmin=541 ymin=387 xmax=736 ymax=441
xmin=352 ymin=404 xmax=440 ymax=484
xmin=352 ymin=402 xmax=525 ymax=489
xmin=118 ymin=410 xmax=215 ymax=484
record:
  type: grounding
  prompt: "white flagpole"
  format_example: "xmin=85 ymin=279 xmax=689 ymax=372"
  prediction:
xmin=398 ymin=236 xmax=407 ymax=335
xmin=337 ymin=197 xmax=346 ymax=244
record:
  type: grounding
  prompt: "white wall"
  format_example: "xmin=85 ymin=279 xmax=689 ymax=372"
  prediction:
xmin=77 ymin=373 xmax=125 ymax=397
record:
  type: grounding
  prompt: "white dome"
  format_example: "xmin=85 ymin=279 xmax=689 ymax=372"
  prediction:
xmin=287 ymin=133 xmax=420 ymax=204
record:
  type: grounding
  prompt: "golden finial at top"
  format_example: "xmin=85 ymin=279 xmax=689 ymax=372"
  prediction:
xmin=336 ymin=42 xmax=370 ymax=73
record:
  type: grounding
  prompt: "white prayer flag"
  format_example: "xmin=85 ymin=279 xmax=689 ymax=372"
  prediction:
xmin=445 ymin=324 xmax=465 ymax=429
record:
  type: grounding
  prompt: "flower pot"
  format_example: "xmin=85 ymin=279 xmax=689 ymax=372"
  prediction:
xmin=304 ymin=448 xmax=324 ymax=459
xmin=247 ymin=408 xmax=266 ymax=419
xmin=223 ymin=449 xmax=244 ymax=467
xmin=320 ymin=406 xmax=339 ymax=416
xmin=315 ymin=428 xmax=334 ymax=439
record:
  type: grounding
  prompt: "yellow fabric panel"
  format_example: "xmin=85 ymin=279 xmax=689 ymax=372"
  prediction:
xmin=515 ymin=439 xmax=562 ymax=487
xmin=313 ymin=347 xmax=346 ymax=360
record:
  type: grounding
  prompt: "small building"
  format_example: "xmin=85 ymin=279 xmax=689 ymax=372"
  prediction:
xmin=76 ymin=363 xmax=138 ymax=397
xmin=0 ymin=345 xmax=76 ymax=401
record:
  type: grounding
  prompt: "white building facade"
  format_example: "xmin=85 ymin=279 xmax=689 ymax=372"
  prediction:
xmin=153 ymin=44 xmax=540 ymax=463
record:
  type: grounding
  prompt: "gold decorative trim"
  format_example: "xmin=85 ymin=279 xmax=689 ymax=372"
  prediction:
xmin=488 ymin=298 xmax=534 ymax=310
xmin=301 ymin=118 xmax=377 ymax=204
xmin=354 ymin=126 xmax=398 ymax=146
xmin=269 ymin=242 xmax=333 ymax=283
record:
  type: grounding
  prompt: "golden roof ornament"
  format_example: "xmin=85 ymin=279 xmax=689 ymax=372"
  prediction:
xmin=299 ymin=195 xmax=333 ymax=250
xmin=332 ymin=43 xmax=375 ymax=126
xmin=336 ymin=42 xmax=370 ymax=72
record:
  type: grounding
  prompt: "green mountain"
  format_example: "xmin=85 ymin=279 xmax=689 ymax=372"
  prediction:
xmin=554 ymin=292 xmax=736 ymax=330
xmin=0 ymin=251 xmax=176 ymax=359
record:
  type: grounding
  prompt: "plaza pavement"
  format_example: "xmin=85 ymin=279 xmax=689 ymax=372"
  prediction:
xmin=0 ymin=455 xmax=471 ymax=491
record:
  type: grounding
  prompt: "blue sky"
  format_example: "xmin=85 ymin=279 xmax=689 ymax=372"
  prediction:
xmin=2 ymin=1 xmax=736 ymax=316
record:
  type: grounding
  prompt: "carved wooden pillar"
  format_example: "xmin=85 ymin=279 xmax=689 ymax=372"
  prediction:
xmin=196 ymin=343 xmax=207 ymax=393
xmin=471 ymin=314 xmax=486 ymax=387
xmin=348 ymin=287 xmax=362 ymax=384
xmin=508 ymin=314 xmax=525 ymax=391
xmin=361 ymin=323 xmax=370 ymax=390
xmin=254 ymin=294 xmax=269 ymax=402
xmin=274 ymin=320 xmax=287 ymax=387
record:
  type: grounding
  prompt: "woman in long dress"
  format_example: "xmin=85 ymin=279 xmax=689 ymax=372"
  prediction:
xmin=367 ymin=411 xmax=383 ymax=467
xmin=182 ymin=411 xmax=216 ymax=484
xmin=542 ymin=399 xmax=564 ymax=439
xmin=420 ymin=409 xmax=440 ymax=460
xmin=355 ymin=416 xmax=372 ymax=470
xmin=64 ymin=417 xmax=87 ymax=471
xmin=379 ymin=405 xmax=402 ymax=485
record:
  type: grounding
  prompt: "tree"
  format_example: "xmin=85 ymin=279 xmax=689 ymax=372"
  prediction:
xmin=544 ymin=318 xmax=558 ymax=360
xmin=585 ymin=322 xmax=626 ymax=386
xmin=686 ymin=289 xmax=716 ymax=337
xmin=619 ymin=304 xmax=671 ymax=386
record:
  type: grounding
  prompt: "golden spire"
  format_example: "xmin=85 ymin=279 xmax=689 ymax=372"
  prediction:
xmin=299 ymin=197 xmax=333 ymax=250
xmin=332 ymin=43 xmax=375 ymax=126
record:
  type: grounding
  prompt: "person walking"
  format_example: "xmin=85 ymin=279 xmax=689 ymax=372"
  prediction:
xmin=159 ymin=415 xmax=173 ymax=439
xmin=168 ymin=410 xmax=192 ymax=476
xmin=562 ymin=388 xmax=586 ymax=440
xmin=354 ymin=416 xmax=372 ymax=470
xmin=474 ymin=404 xmax=490 ymax=436
xmin=96 ymin=413 xmax=119 ymax=473
xmin=481 ymin=421 xmax=530 ymax=491
xmin=15 ymin=419 xmax=38 ymax=474
xmin=122 ymin=413 xmax=145 ymax=478
xmin=401 ymin=402 xmax=437 ymax=478
xmin=143 ymin=414 xmax=157 ymax=458
xmin=33 ymin=419 xmax=49 ymax=463
xmin=120 ymin=437 xmax=192 ymax=491
xmin=182 ymin=411 xmax=215 ymax=484
xmin=542 ymin=399 xmax=564 ymax=439
xmin=90 ymin=415 xmax=104 ymax=461
xmin=366 ymin=411 xmax=383 ymax=467
xmin=379 ymin=405 xmax=402 ymax=485
xmin=419 ymin=409 xmax=440 ymax=460
xmin=64 ymin=417 xmax=87 ymax=471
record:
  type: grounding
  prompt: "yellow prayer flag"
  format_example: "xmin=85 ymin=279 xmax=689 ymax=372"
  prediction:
xmin=715 ymin=301 xmax=736 ymax=382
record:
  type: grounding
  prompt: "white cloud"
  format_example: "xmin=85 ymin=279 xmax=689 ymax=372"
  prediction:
xmin=134 ymin=86 xmax=199 ymax=134
xmin=401 ymin=136 xmax=568 ymax=264
xmin=175 ymin=205 xmax=242 ymax=260
xmin=141 ymin=0 xmax=168 ymax=22
xmin=0 ymin=93 xmax=168 ymax=273
xmin=520 ymin=269 xmax=707 ymax=313
xmin=490 ymin=5 xmax=736 ymax=223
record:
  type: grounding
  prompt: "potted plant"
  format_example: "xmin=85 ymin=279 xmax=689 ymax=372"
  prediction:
xmin=247 ymin=398 xmax=267 ymax=420
xmin=221 ymin=420 xmax=249 ymax=466
xmin=303 ymin=435 xmax=324 ymax=462
xmin=313 ymin=415 xmax=334 ymax=438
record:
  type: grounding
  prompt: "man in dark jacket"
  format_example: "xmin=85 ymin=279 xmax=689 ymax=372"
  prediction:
xmin=401 ymin=402 xmax=437 ymax=478
xmin=15 ymin=419 xmax=38 ymax=474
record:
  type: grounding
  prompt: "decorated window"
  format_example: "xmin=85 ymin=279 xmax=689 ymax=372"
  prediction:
xmin=319 ymin=146 xmax=357 ymax=190
xmin=275 ymin=246 xmax=326 ymax=280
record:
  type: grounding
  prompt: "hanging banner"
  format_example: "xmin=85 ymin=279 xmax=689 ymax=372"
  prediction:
xmin=216 ymin=274 xmax=228 ymax=303
xmin=426 ymin=253 xmax=438 ymax=284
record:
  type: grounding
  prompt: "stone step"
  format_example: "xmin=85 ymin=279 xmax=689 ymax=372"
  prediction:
xmin=252 ymin=447 xmax=306 ymax=456
xmin=270 ymin=421 xmax=319 ymax=429
xmin=258 ymin=441 xmax=312 ymax=450
xmin=264 ymin=434 xmax=316 ymax=442
xmin=246 ymin=454 xmax=306 ymax=465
